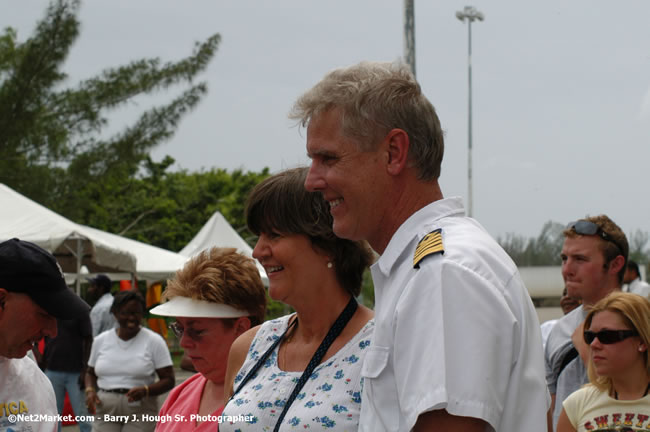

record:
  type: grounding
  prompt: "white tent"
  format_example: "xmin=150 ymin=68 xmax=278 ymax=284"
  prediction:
xmin=82 ymin=226 xmax=189 ymax=281
xmin=0 ymin=183 xmax=191 ymax=286
xmin=180 ymin=211 xmax=268 ymax=285
xmin=0 ymin=183 xmax=137 ymax=281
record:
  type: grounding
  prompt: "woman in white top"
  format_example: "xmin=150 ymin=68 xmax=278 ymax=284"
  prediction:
xmin=557 ymin=291 xmax=650 ymax=432
xmin=85 ymin=290 xmax=175 ymax=432
xmin=222 ymin=167 xmax=375 ymax=432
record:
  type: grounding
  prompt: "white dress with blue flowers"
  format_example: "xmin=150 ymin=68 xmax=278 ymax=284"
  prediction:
xmin=220 ymin=315 xmax=374 ymax=432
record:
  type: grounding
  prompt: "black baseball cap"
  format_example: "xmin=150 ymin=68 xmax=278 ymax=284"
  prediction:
xmin=87 ymin=274 xmax=112 ymax=291
xmin=0 ymin=238 xmax=90 ymax=319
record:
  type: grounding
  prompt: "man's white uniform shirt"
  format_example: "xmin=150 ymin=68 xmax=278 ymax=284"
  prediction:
xmin=359 ymin=197 xmax=550 ymax=432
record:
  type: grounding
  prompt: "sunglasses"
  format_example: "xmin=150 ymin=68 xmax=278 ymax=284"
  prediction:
xmin=168 ymin=322 xmax=205 ymax=342
xmin=583 ymin=329 xmax=639 ymax=345
xmin=566 ymin=220 xmax=624 ymax=255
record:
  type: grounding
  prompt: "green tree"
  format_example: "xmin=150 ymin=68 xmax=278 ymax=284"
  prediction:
xmin=68 ymin=162 xmax=271 ymax=253
xmin=0 ymin=0 xmax=220 ymax=208
xmin=498 ymin=221 xmax=564 ymax=266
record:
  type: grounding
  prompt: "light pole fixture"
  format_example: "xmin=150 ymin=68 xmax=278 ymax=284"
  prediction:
xmin=456 ymin=6 xmax=484 ymax=218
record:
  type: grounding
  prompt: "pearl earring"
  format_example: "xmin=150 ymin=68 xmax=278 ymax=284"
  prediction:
xmin=327 ymin=262 xmax=333 ymax=269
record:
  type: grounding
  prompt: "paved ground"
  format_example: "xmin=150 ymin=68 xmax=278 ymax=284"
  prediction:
xmin=62 ymin=367 xmax=195 ymax=431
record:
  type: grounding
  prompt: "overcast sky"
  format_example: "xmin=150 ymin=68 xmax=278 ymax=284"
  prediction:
xmin=3 ymin=1 xmax=650 ymax=241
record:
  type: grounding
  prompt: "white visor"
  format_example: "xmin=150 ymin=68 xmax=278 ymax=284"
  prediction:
xmin=149 ymin=296 xmax=249 ymax=318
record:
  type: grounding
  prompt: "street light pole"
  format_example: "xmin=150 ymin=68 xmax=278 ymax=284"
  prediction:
xmin=404 ymin=0 xmax=416 ymax=77
xmin=456 ymin=6 xmax=483 ymax=218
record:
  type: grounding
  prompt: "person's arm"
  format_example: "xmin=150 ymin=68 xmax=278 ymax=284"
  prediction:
xmin=78 ymin=335 xmax=93 ymax=389
xmin=224 ymin=325 xmax=260 ymax=400
xmin=413 ymin=410 xmax=488 ymax=432
xmin=547 ymin=394 xmax=556 ymax=432
xmin=84 ymin=366 xmax=101 ymax=415
xmin=556 ymin=407 xmax=577 ymax=432
xmin=126 ymin=366 xmax=175 ymax=402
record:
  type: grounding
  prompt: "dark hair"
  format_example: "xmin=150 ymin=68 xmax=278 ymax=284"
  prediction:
xmin=90 ymin=274 xmax=112 ymax=294
xmin=110 ymin=290 xmax=146 ymax=315
xmin=627 ymin=260 xmax=640 ymax=278
xmin=246 ymin=167 xmax=373 ymax=297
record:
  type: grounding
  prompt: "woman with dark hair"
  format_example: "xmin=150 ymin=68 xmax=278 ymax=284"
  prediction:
xmin=221 ymin=167 xmax=374 ymax=432
xmin=557 ymin=292 xmax=650 ymax=432
xmin=85 ymin=290 xmax=175 ymax=432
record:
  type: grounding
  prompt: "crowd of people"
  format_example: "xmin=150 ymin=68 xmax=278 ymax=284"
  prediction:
xmin=2 ymin=61 xmax=649 ymax=432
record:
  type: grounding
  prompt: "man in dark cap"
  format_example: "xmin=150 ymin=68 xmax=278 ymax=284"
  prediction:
xmin=0 ymin=238 xmax=90 ymax=431
xmin=87 ymin=274 xmax=116 ymax=336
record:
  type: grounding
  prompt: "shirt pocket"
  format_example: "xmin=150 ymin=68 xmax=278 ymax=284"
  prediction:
xmin=361 ymin=345 xmax=399 ymax=431
xmin=361 ymin=345 xmax=389 ymax=378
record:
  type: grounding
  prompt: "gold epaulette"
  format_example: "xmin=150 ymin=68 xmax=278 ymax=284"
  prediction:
xmin=413 ymin=229 xmax=444 ymax=268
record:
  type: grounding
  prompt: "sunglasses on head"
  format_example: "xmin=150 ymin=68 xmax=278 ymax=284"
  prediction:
xmin=168 ymin=321 xmax=205 ymax=342
xmin=583 ymin=329 xmax=639 ymax=345
xmin=566 ymin=220 xmax=624 ymax=254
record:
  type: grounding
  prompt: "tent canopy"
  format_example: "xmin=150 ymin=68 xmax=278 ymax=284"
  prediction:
xmin=82 ymin=225 xmax=189 ymax=281
xmin=0 ymin=184 xmax=191 ymax=283
xmin=0 ymin=183 xmax=136 ymax=274
xmin=2 ymin=184 xmax=266 ymax=285
xmin=180 ymin=211 xmax=268 ymax=285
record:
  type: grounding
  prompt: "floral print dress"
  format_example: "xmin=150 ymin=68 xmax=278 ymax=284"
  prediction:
xmin=220 ymin=315 xmax=374 ymax=432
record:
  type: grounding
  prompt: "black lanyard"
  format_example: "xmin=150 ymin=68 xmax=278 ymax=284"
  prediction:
xmin=231 ymin=296 xmax=358 ymax=432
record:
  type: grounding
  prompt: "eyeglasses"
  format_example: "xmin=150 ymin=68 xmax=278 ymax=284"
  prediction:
xmin=584 ymin=329 xmax=639 ymax=345
xmin=566 ymin=220 xmax=625 ymax=255
xmin=168 ymin=322 xmax=205 ymax=342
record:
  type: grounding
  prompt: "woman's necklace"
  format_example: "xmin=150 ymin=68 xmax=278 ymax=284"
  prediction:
xmin=613 ymin=382 xmax=650 ymax=400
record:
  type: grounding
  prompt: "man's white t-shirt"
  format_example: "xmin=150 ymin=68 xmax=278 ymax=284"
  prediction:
xmin=0 ymin=355 xmax=57 ymax=432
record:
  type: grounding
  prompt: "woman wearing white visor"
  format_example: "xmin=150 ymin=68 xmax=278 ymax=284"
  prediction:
xmin=151 ymin=248 xmax=266 ymax=432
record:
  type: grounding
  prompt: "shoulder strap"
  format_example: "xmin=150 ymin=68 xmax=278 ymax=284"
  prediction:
xmin=273 ymin=297 xmax=357 ymax=431
xmin=558 ymin=346 xmax=579 ymax=377
xmin=231 ymin=317 xmax=297 ymax=397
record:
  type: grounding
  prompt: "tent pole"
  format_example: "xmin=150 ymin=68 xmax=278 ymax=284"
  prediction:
xmin=75 ymin=238 xmax=82 ymax=296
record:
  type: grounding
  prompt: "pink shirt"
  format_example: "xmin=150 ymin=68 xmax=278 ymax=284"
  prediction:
xmin=157 ymin=373 xmax=223 ymax=431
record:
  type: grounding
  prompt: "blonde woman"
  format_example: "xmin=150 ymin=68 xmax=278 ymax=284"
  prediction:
xmin=557 ymin=291 xmax=650 ymax=432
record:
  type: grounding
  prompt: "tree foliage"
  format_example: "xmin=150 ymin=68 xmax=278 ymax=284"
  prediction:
xmin=499 ymin=221 xmax=650 ymax=268
xmin=498 ymin=221 xmax=565 ymax=266
xmin=0 ymin=0 xmax=220 ymax=208
xmin=71 ymin=160 xmax=271 ymax=253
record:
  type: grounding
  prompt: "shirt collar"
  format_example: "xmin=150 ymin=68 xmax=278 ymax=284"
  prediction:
xmin=375 ymin=196 xmax=465 ymax=276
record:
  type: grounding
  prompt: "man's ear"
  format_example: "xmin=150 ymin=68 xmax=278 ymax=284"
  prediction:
xmin=609 ymin=255 xmax=626 ymax=277
xmin=384 ymin=129 xmax=410 ymax=176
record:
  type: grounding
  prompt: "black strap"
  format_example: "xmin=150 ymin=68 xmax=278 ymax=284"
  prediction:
xmin=231 ymin=297 xmax=358 ymax=432
xmin=558 ymin=346 xmax=579 ymax=377
xmin=614 ymin=382 xmax=650 ymax=400
xmin=232 ymin=318 xmax=297 ymax=397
